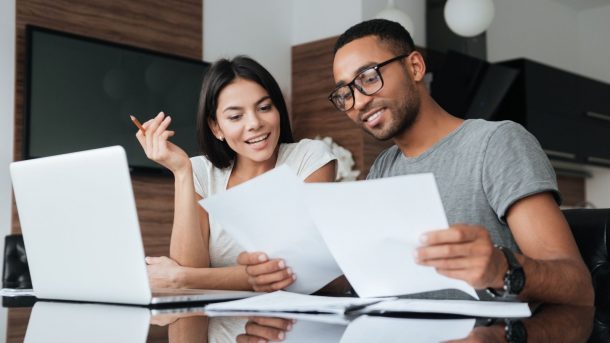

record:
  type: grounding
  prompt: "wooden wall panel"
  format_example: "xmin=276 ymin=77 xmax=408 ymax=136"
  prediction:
xmin=557 ymin=175 xmax=586 ymax=208
xmin=292 ymin=37 xmax=392 ymax=179
xmin=12 ymin=0 xmax=202 ymax=259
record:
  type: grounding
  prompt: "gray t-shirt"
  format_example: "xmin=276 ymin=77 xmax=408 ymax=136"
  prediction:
xmin=367 ymin=119 xmax=560 ymax=299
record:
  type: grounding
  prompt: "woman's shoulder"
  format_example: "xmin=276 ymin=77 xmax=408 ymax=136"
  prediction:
xmin=190 ymin=155 xmax=231 ymax=177
xmin=279 ymin=138 xmax=332 ymax=157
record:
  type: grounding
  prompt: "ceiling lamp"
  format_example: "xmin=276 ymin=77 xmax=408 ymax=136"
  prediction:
xmin=444 ymin=0 xmax=495 ymax=37
xmin=375 ymin=0 xmax=416 ymax=36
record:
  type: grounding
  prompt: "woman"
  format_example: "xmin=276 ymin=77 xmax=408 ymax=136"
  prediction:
xmin=135 ymin=56 xmax=336 ymax=291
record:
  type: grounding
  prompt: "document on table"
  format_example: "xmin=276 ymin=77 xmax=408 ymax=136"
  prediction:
xmin=302 ymin=173 xmax=478 ymax=299
xmin=204 ymin=291 xmax=530 ymax=318
xmin=364 ymin=298 xmax=531 ymax=318
xmin=199 ymin=165 xmax=342 ymax=294
xmin=204 ymin=291 xmax=386 ymax=315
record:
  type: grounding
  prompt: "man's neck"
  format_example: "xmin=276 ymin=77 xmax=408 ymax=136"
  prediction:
xmin=393 ymin=97 xmax=464 ymax=158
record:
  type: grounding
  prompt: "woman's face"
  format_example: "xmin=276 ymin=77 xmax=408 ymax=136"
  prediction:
xmin=211 ymin=78 xmax=281 ymax=165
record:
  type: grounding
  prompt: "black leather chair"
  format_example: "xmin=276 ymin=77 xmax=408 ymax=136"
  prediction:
xmin=2 ymin=234 xmax=32 ymax=289
xmin=563 ymin=209 xmax=610 ymax=342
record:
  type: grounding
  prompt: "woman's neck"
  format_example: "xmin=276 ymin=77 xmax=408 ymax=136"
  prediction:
xmin=227 ymin=148 xmax=280 ymax=189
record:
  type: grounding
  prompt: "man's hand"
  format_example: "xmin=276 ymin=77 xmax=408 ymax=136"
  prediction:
xmin=236 ymin=316 xmax=294 ymax=343
xmin=145 ymin=256 xmax=184 ymax=289
xmin=237 ymin=252 xmax=296 ymax=292
xmin=415 ymin=224 xmax=508 ymax=289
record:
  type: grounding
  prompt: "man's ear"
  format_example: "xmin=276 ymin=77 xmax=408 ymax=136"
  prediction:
xmin=408 ymin=51 xmax=427 ymax=82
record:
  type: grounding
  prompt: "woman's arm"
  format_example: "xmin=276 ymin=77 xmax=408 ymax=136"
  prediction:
xmin=138 ymin=112 xmax=252 ymax=290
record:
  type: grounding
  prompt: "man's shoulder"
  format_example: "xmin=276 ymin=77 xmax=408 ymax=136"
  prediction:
xmin=462 ymin=119 xmax=522 ymax=135
xmin=459 ymin=119 xmax=529 ymax=145
xmin=367 ymin=144 xmax=400 ymax=179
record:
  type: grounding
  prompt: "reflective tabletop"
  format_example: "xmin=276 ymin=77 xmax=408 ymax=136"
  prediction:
xmin=2 ymin=296 xmax=606 ymax=342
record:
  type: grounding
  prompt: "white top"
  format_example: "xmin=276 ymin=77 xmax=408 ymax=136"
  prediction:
xmin=190 ymin=139 xmax=336 ymax=267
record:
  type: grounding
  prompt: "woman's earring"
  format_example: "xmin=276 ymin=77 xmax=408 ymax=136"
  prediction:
xmin=218 ymin=136 xmax=224 ymax=141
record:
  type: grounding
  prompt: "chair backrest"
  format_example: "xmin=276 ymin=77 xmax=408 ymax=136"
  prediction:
xmin=3 ymin=234 xmax=32 ymax=289
xmin=562 ymin=209 xmax=609 ymax=310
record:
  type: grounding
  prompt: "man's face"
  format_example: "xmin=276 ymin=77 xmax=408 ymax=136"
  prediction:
xmin=332 ymin=36 xmax=421 ymax=141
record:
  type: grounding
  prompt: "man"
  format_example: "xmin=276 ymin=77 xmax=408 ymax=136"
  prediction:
xmin=239 ymin=19 xmax=593 ymax=305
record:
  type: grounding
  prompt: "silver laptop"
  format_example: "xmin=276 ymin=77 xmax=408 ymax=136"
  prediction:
xmin=10 ymin=146 xmax=258 ymax=306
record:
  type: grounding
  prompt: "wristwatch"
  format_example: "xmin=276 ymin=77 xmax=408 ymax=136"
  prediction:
xmin=505 ymin=319 xmax=528 ymax=343
xmin=487 ymin=245 xmax=526 ymax=298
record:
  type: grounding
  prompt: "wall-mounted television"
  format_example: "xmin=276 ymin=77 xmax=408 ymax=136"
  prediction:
xmin=24 ymin=26 xmax=209 ymax=172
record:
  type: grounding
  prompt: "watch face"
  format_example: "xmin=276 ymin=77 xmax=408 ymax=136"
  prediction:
xmin=507 ymin=268 xmax=526 ymax=294
xmin=506 ymin=319 xmax=527 ymax=343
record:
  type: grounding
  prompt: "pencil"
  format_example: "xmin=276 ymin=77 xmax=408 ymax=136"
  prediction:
xmin=129 ymin=115 xmax=146 ymax=136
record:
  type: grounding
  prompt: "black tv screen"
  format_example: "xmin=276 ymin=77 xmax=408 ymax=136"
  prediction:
xmin=25 ymin=26 xmax=209 ymax=171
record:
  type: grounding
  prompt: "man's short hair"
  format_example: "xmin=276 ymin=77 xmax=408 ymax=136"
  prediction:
xmin=334 ymin=19 xmax=415 ymax=56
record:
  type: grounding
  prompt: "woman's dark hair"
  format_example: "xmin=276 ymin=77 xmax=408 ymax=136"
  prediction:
xmin=196 ymin=56 xmax=294 ymax=169
xmin=334 ymin=19 xmax=415 ymax=57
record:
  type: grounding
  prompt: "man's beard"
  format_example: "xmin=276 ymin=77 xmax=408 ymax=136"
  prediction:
xmin=365 ymin=89 xmax=421 ymax=141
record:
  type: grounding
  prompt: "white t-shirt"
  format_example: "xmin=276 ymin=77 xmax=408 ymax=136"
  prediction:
xmin=190 ymin=138 xmax=336 ymax=267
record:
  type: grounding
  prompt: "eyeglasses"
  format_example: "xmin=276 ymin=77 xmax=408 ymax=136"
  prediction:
xmin=328 ymin=53 xmax=410 ymax=112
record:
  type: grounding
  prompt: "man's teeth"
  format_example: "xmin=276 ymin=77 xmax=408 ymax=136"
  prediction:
xmin=247 ymin=134 xmax=268 ymax=144
xmin=365 ymin=110 xmax=382 ymax=122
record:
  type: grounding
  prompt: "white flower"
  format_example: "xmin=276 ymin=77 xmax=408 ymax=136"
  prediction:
xmin=315 ymin=136 xmax=360 ymax=182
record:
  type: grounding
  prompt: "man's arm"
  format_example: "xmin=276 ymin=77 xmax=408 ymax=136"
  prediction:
xmin=416 ymin=192 xmax=594 ymax=305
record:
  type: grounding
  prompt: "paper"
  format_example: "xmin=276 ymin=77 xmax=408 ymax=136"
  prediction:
xmin=302 ymin=173 xmax=478 ymax=299
xmin=204 ymin=291 xmax=385 ymax=315
xmin=199 ymin=165 xmax=342 ymax=294
xmin=340 ymin=316 xmax=475 ymax=343
xmin=364 ymin=298 xmax=531 ymax=318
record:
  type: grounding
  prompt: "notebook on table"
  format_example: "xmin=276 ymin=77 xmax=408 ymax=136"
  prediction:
xmin=10 ymin=145 xmax=258 ymax=306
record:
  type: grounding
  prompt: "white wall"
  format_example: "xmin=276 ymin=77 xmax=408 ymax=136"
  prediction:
xmin=292 ymin=0 xmax=362 ymax=46
xmin=487 ymin=0 xmax=579 ymax=71
xmin=203 ymin=0 xmax=293 ymax=98
xmin=577 ymin=5 xmax=610 ymax=84
xmin=1 ymin=0 xmax=16 ymax=337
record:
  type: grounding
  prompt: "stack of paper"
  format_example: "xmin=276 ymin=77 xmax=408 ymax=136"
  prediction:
xmin=204 ymin=291 xmax=531 ymax=318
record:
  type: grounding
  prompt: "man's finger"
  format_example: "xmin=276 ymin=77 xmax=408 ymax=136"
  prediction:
xmin=420 ymin=226 xmax=482 ymax=246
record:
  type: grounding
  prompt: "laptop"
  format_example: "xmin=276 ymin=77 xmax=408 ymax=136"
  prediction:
xmin=10 ymin=145 xmax=258 ymax=306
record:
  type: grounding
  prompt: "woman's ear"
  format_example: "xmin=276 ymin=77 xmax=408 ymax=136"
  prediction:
xmin=208 ymin=118 xmax=224 ymax=141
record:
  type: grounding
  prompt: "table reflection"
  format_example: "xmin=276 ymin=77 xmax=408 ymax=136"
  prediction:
xmin=3 ymin=298 xmax=601 ymax=342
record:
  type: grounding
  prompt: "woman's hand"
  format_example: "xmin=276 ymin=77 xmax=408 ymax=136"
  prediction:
xmin=236 ymin=316 xmax=295 ymax=343
xmin=145 ymin=256 xmax=185 ymax=289
xmin=237 ymin=252 xmax=296 ymax=292
xmin=135 ymin=111 xmax=190 ymax=175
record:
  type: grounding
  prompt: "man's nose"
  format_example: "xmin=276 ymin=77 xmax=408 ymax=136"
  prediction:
xmin=352 ymin=88 xmax=373 ymax=112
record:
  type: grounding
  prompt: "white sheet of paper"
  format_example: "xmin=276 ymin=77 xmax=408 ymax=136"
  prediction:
xmin=364 ymin=298 xmax=531 ymax=318
xmin=204 ymin=291 xmax=385 ymax=315
xmin=302 ymin=173 xmax=478 ymax=299
xmin=199 ymin=165 xmax=342 ymax=294
xmin=340 ymin=316 xmax=475 ymax=343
